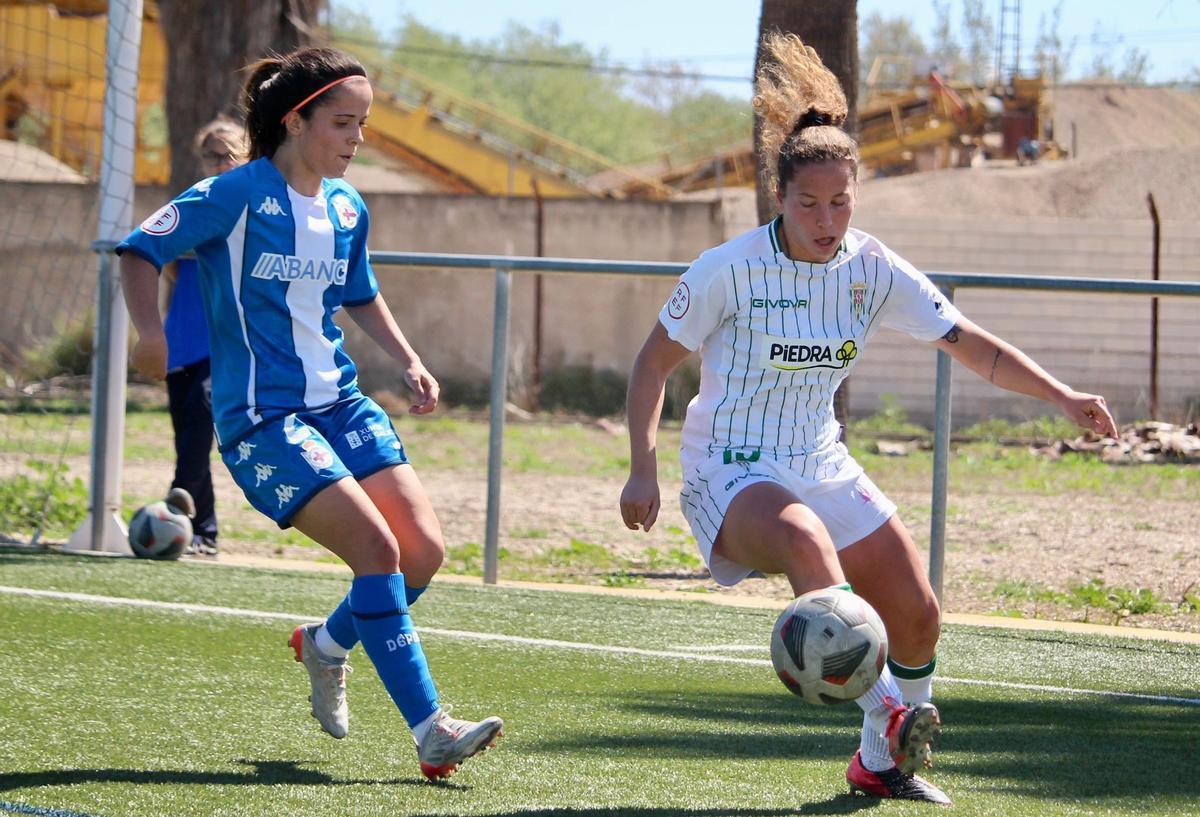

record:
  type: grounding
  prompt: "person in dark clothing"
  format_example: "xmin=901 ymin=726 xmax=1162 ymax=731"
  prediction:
xmin=163 ymin=117 xmax=245 ymax=556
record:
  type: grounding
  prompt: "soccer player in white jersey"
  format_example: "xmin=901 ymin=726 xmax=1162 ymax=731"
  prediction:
xmin=620 ymin=34 xmax=1117 ymax=805
xmin=118 ymin=47 xmax=502 ymax=781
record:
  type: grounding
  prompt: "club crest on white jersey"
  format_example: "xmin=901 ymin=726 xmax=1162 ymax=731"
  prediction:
xmin=256 ymin=196 xmax=288 ymax=216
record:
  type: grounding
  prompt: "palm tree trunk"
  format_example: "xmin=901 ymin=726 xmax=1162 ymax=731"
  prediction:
xmin=157 ymin=0 xmax=324 ymax=191
xmin=754 ymin=0 xmax=858 ymax=431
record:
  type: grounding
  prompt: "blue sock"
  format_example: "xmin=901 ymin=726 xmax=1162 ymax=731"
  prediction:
xmin=350 ymin=573 xmax=439 ymax=728
xmin=405 ymin=583 xmax=428 ymax=606
xmin=325 ymin=594 xmax=358 ymax=650
xmin=325 ymin=584 xmax=427 ymax=653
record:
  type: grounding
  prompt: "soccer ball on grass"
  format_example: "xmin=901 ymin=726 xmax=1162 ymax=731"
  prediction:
xmin=770 ymin=587 xmax=888 ymax=705
xmin=128 ymin=488 xmax=194 ymax=560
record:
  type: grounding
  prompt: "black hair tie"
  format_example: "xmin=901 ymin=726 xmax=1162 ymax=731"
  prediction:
xmin=792 ymin=109 xmax=831 ymax=135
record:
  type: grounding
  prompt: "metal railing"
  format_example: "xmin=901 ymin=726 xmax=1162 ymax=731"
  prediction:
xmin=85 ymin=244 xmax=1200 ymax=601
xmin=369 ymin=252 xmax=1200 ymax=599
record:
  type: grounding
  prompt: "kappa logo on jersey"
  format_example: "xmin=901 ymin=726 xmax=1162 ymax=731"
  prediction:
xmin=256 ymin=196 xmax=288 ymax=216
xmin=250 ymin=253 xmax=348 ymax=285
xmin=194 ymin=177 xmax=216 ymax=197
xmin=140 ymin=204 xmax=179 ymax=235
xmin=253 ymin=462 xmax=276 ymax=487
xmin=760 ymin=337 xmax=859 ymax=371
xmin=299 ymin=439 xmax=335 ymax=472
xmin=275 ymin=483 xmax=300 ymax=508
xmin=234 ymin=440 xmax=257 ymax=464
xmin=667 ymin=282 xmax=691 ymax=319
xmin=330 ymin=194 xmax=358 ymax=229
xmin=751 ymin=297 xmax=808 ymax=310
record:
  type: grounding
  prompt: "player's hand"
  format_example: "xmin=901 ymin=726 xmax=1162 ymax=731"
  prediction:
xmin=620 ymin=472 xmax=661 ymax=532
xmin=1057 ymin=390 xmax=1117 ymax=438
xmin=130 ymin=333 xmax=168 ymax=381
xmin=404 ymin=363 xmax=440 ymax=415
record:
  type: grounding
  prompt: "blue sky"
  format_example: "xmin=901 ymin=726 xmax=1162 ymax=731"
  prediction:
xmin=345 ymin=0 xmax=1200 ymax=95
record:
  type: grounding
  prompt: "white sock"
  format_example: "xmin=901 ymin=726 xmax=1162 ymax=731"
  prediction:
xmin=314 ymin=624 xmax=350 ymax=659
xmin=855 ymin=664 xmax=903 ymax=769
xmin=412 ymin=706 xmax=443 ymax=745
xmin=859 ymin=712 xmax=895 ymax=772
xmin=889 ymin=657 xmax=936 ymax=705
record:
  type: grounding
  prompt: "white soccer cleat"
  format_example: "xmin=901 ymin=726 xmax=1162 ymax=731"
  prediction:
xmin=417 ymin=709 xmax=504 ymax=780
xmin=289 ymin=623 xmax=351 ymax=739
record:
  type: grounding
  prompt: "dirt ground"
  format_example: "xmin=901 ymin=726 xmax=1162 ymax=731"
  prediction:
xmin=853 ymin=85 xmax=1200 ymax=221
xmin=11 ymin=84 xmax=1200 ymax=634
xmin=103 ymin=454 xmax=1199 ymax=636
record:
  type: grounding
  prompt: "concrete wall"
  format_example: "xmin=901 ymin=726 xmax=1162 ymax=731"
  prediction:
xmin=846 ymin=214 xmax=1200 ymax=425
xmin=0 ymin=182 xmax=101 ymax=361
xmin=4 ymin=180 xmax=1197 ymax=425
xmin=349 ymin=193 xmax=722 ymax=396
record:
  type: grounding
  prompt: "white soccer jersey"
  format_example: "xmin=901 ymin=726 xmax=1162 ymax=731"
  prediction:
xmin=117 ymin=157 xmax=378 ymax=450
xmin=661 ymin=218 xmax=960 ymax=479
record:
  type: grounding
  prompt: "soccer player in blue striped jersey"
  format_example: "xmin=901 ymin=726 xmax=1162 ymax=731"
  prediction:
xmin=620 ymin=34 xmax=1117 ymax=805
xmin=118 ymin=46 xmax=502 ymax=781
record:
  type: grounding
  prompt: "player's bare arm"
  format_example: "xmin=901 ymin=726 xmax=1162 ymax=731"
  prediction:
xmin=346 ymin=295 xmax=439 ymax=414
xmin=120 ymin=252 xmax=168 ymax=381
xmin=620 ymin=322 xmax=691 ymax=532
xmin=932 ymin=316 xmax=1117 ymax=437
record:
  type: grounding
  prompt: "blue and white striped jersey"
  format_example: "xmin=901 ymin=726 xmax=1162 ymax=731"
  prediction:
xmin=661 ymin=218 xmax=960 ymax=478
xmin=117 ymin=157 xmax=379 ymax=450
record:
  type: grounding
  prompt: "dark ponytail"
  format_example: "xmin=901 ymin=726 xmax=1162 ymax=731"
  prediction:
xmin=240 ymin=47 xmax=367 ymax=160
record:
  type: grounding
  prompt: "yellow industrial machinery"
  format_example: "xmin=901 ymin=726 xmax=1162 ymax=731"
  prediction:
xmin=1 ymin=1 xmax=167 ymax=183
xmin=0 ymin=1 xmax=670 ymax=197
xmin=605 ymin=57 xmax=1058 ymax=196
xmin=360 ymin=61 xmax=670 ymax=198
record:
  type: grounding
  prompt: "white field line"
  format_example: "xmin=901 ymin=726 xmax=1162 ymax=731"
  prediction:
xmin=3 ymin=585 xmax=1197 ymax=707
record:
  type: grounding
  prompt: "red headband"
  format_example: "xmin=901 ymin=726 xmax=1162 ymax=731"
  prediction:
xmin=280 ymin=75 xmax=366 ymax=123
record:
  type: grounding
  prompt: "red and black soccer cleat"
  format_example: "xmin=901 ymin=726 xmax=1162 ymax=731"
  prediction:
xmin=846 ymin=749 xmax=952 ymax=805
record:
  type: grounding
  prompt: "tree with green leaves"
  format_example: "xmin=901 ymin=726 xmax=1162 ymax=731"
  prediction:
xmin=859 ymin=12 xmax=927 ymax=104
xmin=329 ymin=8 xmax=749 ymax=172
xmin=1033 ymin=2 xmax=1074 ymax=84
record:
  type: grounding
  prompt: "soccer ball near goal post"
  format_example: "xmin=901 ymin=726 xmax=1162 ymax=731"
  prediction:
xmin=770 ymin=587 xmax=888 ymax=705
xmin=127 ymin=488 xmax=195 ymax=560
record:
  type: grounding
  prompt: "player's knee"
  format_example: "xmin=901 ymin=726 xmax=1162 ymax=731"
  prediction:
xmin=892 ymin=593 xmax=941 ymax=658
xmin=777 ymin=505 xmax=834 ymax=557
xmin=358 ymin=528 xmax=402 ymax=573
xmin=405 ymin=534 xmax=445 ymax=583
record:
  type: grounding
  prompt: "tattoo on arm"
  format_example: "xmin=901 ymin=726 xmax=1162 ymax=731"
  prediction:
xmin=988 ymin=349 xmax=1002 ymax=383
xmin=941 ymin=325 xmax=960 ymax=343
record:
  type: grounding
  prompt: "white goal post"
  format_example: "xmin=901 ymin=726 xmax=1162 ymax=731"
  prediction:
xmin=65 ymin=0 xmax=143 ymax=554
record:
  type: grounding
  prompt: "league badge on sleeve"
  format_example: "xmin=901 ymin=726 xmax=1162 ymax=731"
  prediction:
xmin=141 ymin=204 xmax=179 ymax=235
xmin=667 ymin=281 xmax=691 ymax=319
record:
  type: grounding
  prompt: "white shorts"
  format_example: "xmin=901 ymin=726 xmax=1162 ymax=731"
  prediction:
xmin=678 ymin=445 xmax=897 ymax=587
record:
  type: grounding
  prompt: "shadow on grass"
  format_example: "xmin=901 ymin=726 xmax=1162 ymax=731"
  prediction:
xmin=403 ymin=803 xmax=877 ymax=817
xmin=0 ymin=759 xmax=437 ymax=793
xmin=530 ymin=689 xmax=1200 ymax=801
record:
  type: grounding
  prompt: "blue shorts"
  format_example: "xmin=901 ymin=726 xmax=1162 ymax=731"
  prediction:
xmin=220 ymin=394 xmax=409 ymax=527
